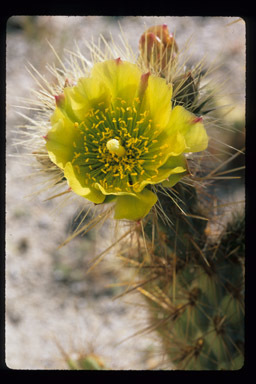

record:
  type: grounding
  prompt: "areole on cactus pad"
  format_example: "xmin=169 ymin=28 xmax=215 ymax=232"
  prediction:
xmin=45 ymin=58 xmax=208 ymax=221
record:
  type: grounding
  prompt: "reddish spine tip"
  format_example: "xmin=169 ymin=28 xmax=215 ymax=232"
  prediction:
xmin=139 ymin=72 xmax=150 ymax=97
xmin=193 ymin=117 xmax=203 ymax=124
xmin=64 ymin=78 xmax=70 ymax=87
xmin=42 ymin=135 xmax=48 ymax=141
xmin=115 ymin=57 xmax=122 ymax=64
xmin=142 ymin=71 xmax=151 ymax=82
xmin=54 ymin=94 xmax=65 ymax=107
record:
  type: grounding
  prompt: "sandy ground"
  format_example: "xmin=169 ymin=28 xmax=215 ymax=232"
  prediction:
xmin=5 ymin=16 xmax=245 ymax=370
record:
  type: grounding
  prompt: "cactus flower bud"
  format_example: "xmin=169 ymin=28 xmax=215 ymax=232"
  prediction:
xmin=139 ymin=24 xmax=178 ymax=76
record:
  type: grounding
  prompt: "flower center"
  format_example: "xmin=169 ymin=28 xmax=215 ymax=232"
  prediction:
xmin=71 ymin=97 xmax=163 ymax=193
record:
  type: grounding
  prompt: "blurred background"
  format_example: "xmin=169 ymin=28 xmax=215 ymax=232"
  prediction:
xmin=6 ymin=16 xmax=245 ymax=370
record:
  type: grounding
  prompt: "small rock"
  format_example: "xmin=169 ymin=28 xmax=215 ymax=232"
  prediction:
xmin=17 ymin=237 xmax=29 ymax=254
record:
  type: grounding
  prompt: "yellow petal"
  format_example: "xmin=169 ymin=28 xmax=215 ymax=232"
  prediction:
xmin=64 ymin=162 xmax=106 ymax=204
xmin=167 ymin=105 xmax=208 ymax=152
xmin=160 ymin=130 xmax=187 ymax=157
xmin=91 ymin=59 xmax=141 ymax=104
xmin=114 ymin=188 xmax=157 ymax=221
xmin=136 ymin=155 xmax=188 ymax=192
xmin=94 ymin=182 xmax=136 ymax=197
xmin=67 ymin=77 xmax=111 ymax=121
xmin=142 ymin=75 xmax=173 ymax=130
xmin=46 ymin=115 xmax=79 ymax=169
xmin=161 ymin=172 xmax=187 ymax=188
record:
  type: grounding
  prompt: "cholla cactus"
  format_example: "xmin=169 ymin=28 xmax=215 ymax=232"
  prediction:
xmin=17 ymin=20 xmax=244 ymax=370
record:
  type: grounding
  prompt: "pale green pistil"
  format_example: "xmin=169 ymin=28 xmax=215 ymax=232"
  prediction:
xmin=106 ymin=139 xmax=126 ymax=157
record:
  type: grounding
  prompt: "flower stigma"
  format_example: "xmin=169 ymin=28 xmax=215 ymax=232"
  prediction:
xmin=106 ymin=139 xmax=126 ymax=157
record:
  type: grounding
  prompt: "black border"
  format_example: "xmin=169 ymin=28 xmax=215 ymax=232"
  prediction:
xmin=2 ymin=2 xmax=255 ymax=378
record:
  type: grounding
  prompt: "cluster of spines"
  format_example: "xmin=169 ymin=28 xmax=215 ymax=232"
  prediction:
xmin=127 ymin=183 xmax=244 ymax=370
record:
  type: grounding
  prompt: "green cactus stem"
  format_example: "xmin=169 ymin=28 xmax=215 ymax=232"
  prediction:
xmin=124 ymin=182 xmax=244 ymax=370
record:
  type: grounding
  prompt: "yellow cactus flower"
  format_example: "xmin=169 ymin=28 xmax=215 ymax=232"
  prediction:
xmin=45 ymin=58 xmax=208 ymax=221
